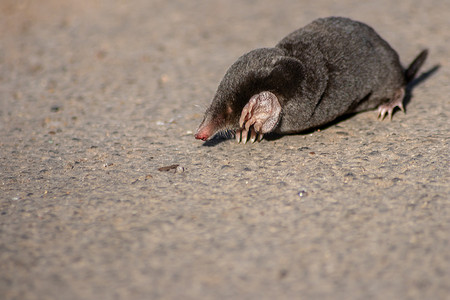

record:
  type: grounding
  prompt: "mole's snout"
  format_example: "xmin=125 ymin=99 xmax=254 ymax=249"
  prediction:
xmin=195 ymin=120 xmax=215 ymax=141
xmin=194 ymin=132 xmax=209 ymax=141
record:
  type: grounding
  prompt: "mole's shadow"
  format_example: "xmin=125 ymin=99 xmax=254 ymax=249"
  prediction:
xmin=202 ymin=136 xmax=229 ymax=147
xmin=403 ymin=64 xmax=440 ymax=108
xmin=201 ymin=65 xmax=440 ymax=146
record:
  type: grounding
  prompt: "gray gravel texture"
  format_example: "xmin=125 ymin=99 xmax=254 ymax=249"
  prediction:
xmin=1 ymin=0 xmax=449 ymax=299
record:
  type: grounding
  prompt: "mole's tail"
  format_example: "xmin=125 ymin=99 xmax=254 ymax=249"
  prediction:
xmin=405 ymin=49 xmax=428 ymax=83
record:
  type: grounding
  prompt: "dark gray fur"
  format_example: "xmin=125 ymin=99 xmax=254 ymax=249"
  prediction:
xmin=202 ymin=17 xmax=426 ymax=135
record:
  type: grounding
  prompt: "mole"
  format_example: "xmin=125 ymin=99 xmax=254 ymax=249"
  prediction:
xmin=195 ymin=17 xmax=428 ymax=143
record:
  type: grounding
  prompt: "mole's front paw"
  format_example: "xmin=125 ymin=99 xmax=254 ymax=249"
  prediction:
xmin=236 ymin=91 xmax=281 ymax=143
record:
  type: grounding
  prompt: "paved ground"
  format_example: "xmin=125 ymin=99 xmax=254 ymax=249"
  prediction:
xmin=1 ymin=0 xmax=449 ymax=299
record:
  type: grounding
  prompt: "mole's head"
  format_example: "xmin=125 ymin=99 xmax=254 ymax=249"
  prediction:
xmin=195 ymin=47 xmax=303 ymax=142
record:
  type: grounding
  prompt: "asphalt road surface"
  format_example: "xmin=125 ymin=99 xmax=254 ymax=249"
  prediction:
xmin=1 ymin=0 xmax=449 ymax=299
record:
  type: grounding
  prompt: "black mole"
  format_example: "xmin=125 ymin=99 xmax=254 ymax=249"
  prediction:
xmin=195 ymin=17 xmax=428 ymax=143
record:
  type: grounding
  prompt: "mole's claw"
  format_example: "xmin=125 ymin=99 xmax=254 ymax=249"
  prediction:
xmin=235 ymin=129 xmax=242 ymax=143
xmin=244 ymin=119 xmax=256 ymax=132
xmin=250 ymin=128 xmax=257 ymax=143
xmin=242 ymin=128 xmax=248 ymax=144
xmin=239 ymin=118 xmax=245 ymax=129
xmin=377 ymin=106 xmax=387 ymax=120
xmin=254 ymin=123 xmax=262 ymax=133
xmin=257 ymin=133 xmax=264 ymax=142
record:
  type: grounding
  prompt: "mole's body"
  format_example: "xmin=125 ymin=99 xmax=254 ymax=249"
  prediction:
xmin=195 ymin=17 xmax=428 ymax=143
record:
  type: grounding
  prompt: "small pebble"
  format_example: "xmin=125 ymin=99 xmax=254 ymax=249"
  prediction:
xmin=298 ymin=189 xmax=308 ymax=198
xmin=176 ymin=166 xmax=184 ymax=173
xmin=279 ymin=269 xmax=288 ymax=279
xmin=50 ymin=105 xmax=61 ymax=112
xmin=159 ymin=74 xmax=169 ymax=84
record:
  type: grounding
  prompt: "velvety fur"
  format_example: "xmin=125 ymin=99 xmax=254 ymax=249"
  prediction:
xmin=197 ymin=17 xmax=427 ymax=139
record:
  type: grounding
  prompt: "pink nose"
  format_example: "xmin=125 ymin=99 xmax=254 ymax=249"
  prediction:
xmin=195 ymin=120 xmax=215 ymax=141
xmin=194 ymin=133 xmax=209 ymax=141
